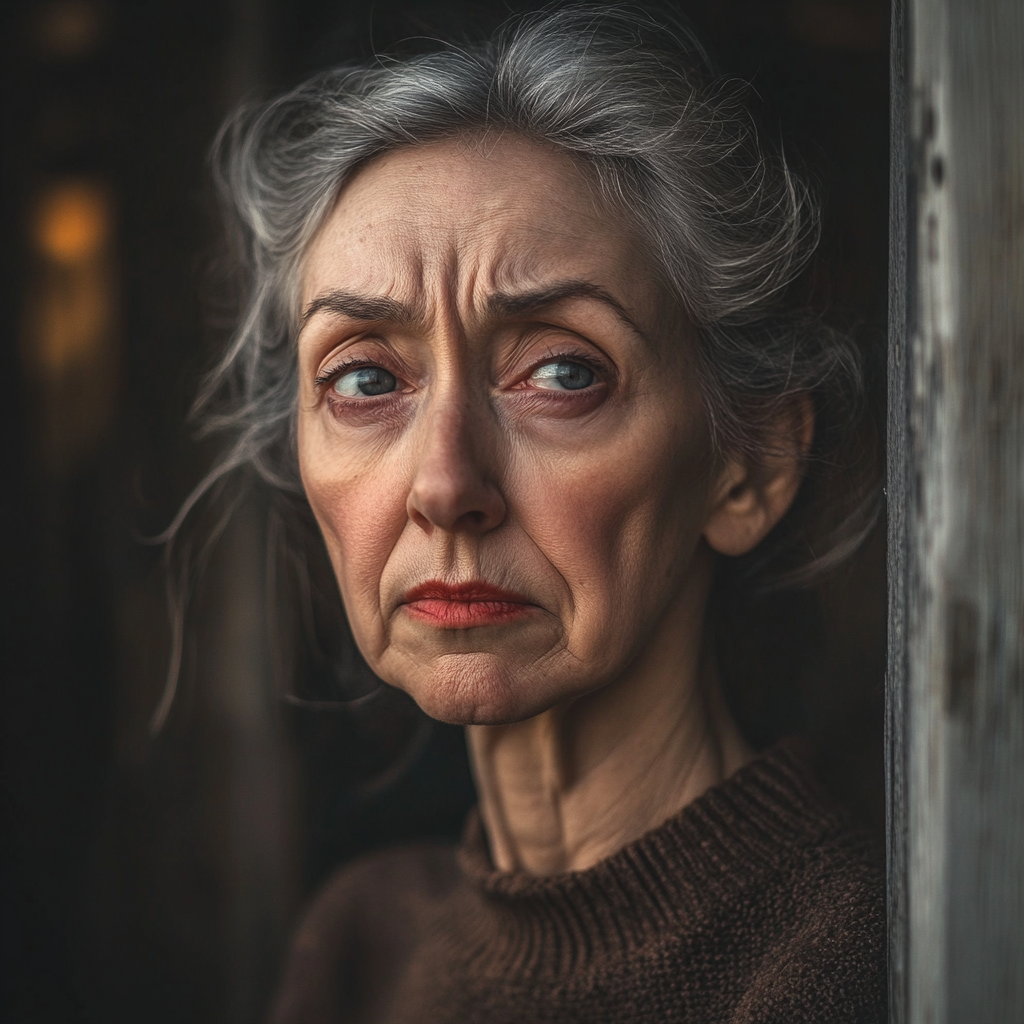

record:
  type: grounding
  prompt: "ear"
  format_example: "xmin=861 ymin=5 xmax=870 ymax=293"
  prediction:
xmin=703 ymin=397 xmax=814 ymax=558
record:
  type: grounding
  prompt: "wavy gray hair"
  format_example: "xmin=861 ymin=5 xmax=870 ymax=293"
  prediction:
xmin=157 ymin=4 xmax=878 ymax=729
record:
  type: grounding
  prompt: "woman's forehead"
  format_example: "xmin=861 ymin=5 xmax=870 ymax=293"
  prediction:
xmin=300 ymin=135 xmax=661 ymax=315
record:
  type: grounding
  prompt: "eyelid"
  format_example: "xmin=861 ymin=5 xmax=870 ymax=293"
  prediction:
xmin=314 ymin=357 xmax=365 ymax=390
xmin=314 ymin=349 xmax=410 ymax=390
xmin=517 ymin=347 xmax=610 ymax=388
xmin=314 ymin=335 xmax=613 ymax=393
xmin=311 ymin=328 xmax=403 ymax=381
xmin=531 ymin=350 xmax=604 ymax=371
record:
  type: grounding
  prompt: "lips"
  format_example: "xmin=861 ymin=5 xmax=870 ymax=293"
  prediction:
xmin=401 ymin=580 xmax=535 ymax=628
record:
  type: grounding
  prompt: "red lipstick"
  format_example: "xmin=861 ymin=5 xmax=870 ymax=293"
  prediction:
xmin=401 ymin=580 xmax=535 ymax=628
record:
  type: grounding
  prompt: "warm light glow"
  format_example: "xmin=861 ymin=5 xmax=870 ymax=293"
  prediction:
xmin=22 ymin=178 xmax=119 ymax=471
xmin=35 ymin=181 xmax=109 ymax=263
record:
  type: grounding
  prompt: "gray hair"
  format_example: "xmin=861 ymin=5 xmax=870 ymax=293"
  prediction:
xmin=157 ymin=4 xmax=878 ymax=729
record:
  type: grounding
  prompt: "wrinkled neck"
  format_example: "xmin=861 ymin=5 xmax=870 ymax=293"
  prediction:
xmin=468 ymin=553 xmax=753 ymax=875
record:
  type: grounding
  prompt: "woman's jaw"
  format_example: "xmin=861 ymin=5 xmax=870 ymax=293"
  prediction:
xmin=315 ymin=506 xmax=716 ymax=727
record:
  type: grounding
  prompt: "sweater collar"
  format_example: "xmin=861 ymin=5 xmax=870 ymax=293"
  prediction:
xmin=455 ymin=737 xmax=850 ymax=978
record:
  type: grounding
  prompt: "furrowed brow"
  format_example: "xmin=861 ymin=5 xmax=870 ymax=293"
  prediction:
xmin=301 ymin=290 xmax=419 ymax=327
xmin=487 ymin=281 xmax=646 ymax=340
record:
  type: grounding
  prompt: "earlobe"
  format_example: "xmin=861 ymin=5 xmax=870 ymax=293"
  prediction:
xmin=703 ymin=460 xmax=770 ymax=557
xmin=702 ymin=398 xmax=813 ymax=558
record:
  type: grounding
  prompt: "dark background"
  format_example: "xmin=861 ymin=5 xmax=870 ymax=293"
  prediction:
xmin=1 ymin=1 xmax=889 ymax=1021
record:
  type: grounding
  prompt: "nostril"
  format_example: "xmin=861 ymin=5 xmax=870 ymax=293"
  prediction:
xmin=407 ymin=484 xmax=506 ymax=535
xmin=405 ymin=413 xmax=508 ymax=534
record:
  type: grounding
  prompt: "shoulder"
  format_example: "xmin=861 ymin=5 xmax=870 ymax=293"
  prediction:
xmin=683 ymin=739 xmax=886 ymax=1023
xmin=736 ymin=850 xmax=886 ymax=1023
xmin=305 ymin=840 xmax=461 ymax=931
xmin=269 ymin=841 xmax=461 ymax=1024
xmin=733 ymin=777 xmax=887 ymax=1023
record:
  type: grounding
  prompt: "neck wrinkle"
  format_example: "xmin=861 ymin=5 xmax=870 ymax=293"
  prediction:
xmin=468 ymin=565 xmax=754 ymax=875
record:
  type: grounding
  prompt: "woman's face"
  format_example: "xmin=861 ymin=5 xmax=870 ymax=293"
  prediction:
xmin=297 ymin=134 xmax=719 ymax=725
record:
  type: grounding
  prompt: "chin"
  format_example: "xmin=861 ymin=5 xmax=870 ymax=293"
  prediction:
xmin=393 ymin=652 xmax=561 ymax=726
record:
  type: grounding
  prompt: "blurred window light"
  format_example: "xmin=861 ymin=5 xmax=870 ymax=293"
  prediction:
xmin=22 ymin=179 xmax=119 ymax=469
xmin=36 ymin=179 xmax=109 ymax=264
xmin=28 ymin=180 xmax=113 ymax=373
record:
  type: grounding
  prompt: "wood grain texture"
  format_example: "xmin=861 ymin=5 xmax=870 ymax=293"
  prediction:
xmin=886 ymin=1 xmax=908 ymax=1021
xmin=897 ymin=0 xmax=1024 ymax=1020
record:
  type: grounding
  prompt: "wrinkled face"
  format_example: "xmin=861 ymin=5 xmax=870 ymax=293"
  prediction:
xmin=297 ymin=134 xmax=717 ymax=725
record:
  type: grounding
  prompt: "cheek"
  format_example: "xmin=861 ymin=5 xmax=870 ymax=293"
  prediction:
xmin=514 ymin=409 xmax=709 ymax=638
xmin=298 ymin=417 xmax=409 ymax=620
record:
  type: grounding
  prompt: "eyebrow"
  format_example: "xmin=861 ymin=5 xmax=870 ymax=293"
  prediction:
xmin=487 ymin=281 xmax=647 ymax=340
xmin=301 ymin=290 xmax=420 ymax=327
xmin=300 ymin=280 xmax=647 ymax=339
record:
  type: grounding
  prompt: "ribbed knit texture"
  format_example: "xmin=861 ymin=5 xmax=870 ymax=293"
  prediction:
xmin=270 ymin=739 xmax=885 ymax=1024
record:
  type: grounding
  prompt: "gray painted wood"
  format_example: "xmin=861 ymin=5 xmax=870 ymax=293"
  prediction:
xmin=893 ymin=0 xmax=1024 ymax=1020
xmin=886 ymin=0 xmax=908 ymax=1020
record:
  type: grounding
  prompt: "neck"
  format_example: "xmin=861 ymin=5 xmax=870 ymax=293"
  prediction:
xmin=468 ymin=550 xmax=753 ymax=875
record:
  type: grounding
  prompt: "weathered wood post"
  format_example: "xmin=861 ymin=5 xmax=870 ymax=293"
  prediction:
xmin=889 ymin=0 xmax=1024 ymax=1021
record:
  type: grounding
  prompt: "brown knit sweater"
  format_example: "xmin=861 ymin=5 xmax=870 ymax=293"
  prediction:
xmin=271 ymin=739 xmax=886 ymax=1024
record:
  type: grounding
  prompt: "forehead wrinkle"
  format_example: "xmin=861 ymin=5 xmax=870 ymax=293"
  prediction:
xmin=403 ymin=235 xmax=474 ymax=355
xmin=304 ymin=138 xmax=661 ymax=351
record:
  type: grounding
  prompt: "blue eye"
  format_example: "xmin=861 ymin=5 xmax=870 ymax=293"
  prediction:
xmin=333 ymin=366 xmax=398 ymax=397
xmin=530 ymin=360 xmax=596 ymax=391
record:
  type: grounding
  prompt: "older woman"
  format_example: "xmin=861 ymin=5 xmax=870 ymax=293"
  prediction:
xmin=190 ymin=6 xmax=884 ymax=1022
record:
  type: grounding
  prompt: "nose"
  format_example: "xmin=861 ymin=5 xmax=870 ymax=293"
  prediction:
xmin=407 ymin=396 xmax=507 ymax=535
